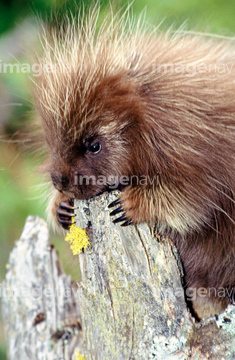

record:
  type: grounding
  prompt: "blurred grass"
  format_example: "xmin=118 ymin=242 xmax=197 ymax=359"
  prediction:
xmin=0 ymin=0 xmax=56 ymax=35
xmin=1 ymin=0 xmax=235 ymax=358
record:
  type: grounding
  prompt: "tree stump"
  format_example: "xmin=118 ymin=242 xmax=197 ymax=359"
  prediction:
xmin=2 ymin=192 xmax=235 ymax=359
xmin=1 ymin=216 xmax=82 ymax=360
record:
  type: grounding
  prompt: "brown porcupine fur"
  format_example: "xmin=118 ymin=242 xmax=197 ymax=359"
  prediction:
xmin=32 ymin=8 xmax=235 ymax=319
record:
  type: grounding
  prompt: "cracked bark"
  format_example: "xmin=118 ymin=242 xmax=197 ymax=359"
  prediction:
xmin=2 ymin=192 xmax=235 ymax=359
xmin=1 ymin=216 xmax=83 ymax=360
xmin=75 ymin=192 xmax=235 ymax=359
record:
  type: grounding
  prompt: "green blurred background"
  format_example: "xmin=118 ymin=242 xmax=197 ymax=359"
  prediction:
xmin=1 ymin=0 xmax=235 ymax=358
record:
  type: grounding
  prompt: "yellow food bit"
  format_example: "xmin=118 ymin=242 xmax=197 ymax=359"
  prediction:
xmin=75 ymin=351 xmax=86 ymax=360
xmin=65 ymin=221 xmax=89 ymax=255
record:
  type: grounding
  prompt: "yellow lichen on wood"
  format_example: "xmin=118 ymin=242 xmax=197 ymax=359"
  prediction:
xmin=75 ymin=351 xmax=86 ymax=360
xmin=65 ymin=219 xmax=89 ymax=255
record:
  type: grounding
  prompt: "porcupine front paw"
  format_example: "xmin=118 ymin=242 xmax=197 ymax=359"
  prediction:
xmin=108 ymin=186 xmax=154 ymax=226
xmin=108 ymin=198 xmax=133 ymax=226
xmin=108 ymin=190 xmax=136 ymax=227
xmin=57 ymin=200 xmax=76 ymax=230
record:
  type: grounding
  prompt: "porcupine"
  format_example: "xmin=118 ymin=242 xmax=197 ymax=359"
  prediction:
xmin=32 ymin=8 xmax=235 ymax=319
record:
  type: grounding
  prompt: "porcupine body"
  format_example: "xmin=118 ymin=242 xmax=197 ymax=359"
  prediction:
xmin=32 ymin=9 xmax=235 ymax=319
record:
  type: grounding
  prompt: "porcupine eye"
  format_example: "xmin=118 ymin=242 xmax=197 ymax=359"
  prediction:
xmin=88 ymin=142 xmax=101 ymax=154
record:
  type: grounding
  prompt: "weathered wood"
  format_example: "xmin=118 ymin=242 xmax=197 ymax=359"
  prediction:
xmin=1 ymin=216 xmax=82 ymax=360
xmin=76 ymin=192 xmax=235 ymax=360
xmin=76 ymin=192 xmax=192 ymax=359
xmin=2 ymin=193 xmax=235 ymax=359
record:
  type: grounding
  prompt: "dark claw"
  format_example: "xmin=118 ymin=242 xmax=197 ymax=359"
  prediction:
xmin=60 ymin=201 xmax=76 ymax=211
xmin=57 ymin=209 xmax=75 ymax=218
xmin=121 ymin=220 xmax=133 ymax=227
xmin=108 ymin=197 xmax=133 ymax=226
xmin=58 ymin=218 xmax=75 ymax=230
xmin=58 ymin=218 xmax=74 ymax=225
xmin=113 ymin=214 xmax=127 ymax=223
xmin=110 ymin=206 xmax=123 ymax=216
xmin=108 ymin=199 xmax=121 ymax=208
xmin=61 ymin=225 xmax=70 ymax=230
xmin=229 ymin=288 xmax=235 ymax=305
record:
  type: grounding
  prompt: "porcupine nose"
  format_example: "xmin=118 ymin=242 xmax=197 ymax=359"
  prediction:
xmin=51 ymin=173 xmax=69 ymax=192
